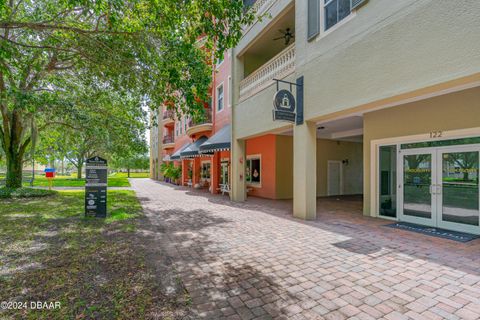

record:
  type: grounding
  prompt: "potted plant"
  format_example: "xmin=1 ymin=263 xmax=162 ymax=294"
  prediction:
xmin=170 ymin=166 xmax=182 ymax=185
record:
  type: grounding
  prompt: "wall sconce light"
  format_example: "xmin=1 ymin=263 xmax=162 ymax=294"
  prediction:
xmin=342 ymin=159 xmax=349 ymax=165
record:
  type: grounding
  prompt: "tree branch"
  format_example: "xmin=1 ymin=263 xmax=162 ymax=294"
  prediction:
xmin=0 ymin=21 xmax=139 ymax=36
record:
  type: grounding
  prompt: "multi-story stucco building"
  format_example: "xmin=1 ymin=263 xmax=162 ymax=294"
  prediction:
xmin=150 ymin=49 xmax=233 ymax=194
xmin=229 ymin=0 xmax=480 ymax=235
xmin=151 ymin=0 xmax=480 ymax=235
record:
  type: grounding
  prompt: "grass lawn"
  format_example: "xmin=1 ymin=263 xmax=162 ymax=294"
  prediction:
xmin=109 ymin=172 xmax=150 ymax=178
xmin=0 ymin=190 xmax=182 ymax=319
xmin=21 ymin=174 xmax=131 ymax=188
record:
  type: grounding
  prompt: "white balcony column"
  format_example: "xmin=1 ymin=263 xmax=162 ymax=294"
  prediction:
xmin=293 ymin=121 xmax=317 ymax=220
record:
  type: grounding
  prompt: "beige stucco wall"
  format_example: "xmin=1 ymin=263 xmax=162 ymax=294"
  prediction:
xmin=233 ymin=0 xmax=480 ymax=141
xmin=298 ymin=0 xmax=480 ymax=121
xmin=316 ymin=139 xmax=363 ymax=197
xmin=363 ymin=86 xmax=480 ymax=216
xmin=272 ymin=135 xmax=363 ymax=199
xmin=233 ymin=73 xmax=295 ymax=139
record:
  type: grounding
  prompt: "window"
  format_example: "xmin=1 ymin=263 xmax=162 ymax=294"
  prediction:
xmin=246 ymin=157 xmax=261 ymax=185
xmin=324 ymin=0 xmax=351 ymax=31
xmin=217 ymin=84 xmax=224 ymax=112
xmin=221 ymin=161 xmax=229 ymax=185
xmin=201 ymin=162 xmax=211 ymax=180
xmin=379 ymin=145 xmax=397 ymax=218
xmin=216 ymin=54 xmax=224 ymax=67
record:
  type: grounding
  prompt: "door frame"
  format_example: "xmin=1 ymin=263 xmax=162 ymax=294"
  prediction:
xmin=435 ymin=144 xmax=480 ymax=234
xmin=372 ymin=127 xmax=480 ymax=220
xmin=327 ymin=160 xmax=343 ymax=196
xmin=397 ymin=147 xmax=437 ymax=227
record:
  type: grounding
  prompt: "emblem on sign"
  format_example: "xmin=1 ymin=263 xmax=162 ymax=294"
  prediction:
xmin=273 ymin=89 xmax=296 ymax=123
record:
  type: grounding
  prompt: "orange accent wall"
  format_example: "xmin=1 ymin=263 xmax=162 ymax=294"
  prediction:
xmin=246 ymin=134 xmax=277 ymax=199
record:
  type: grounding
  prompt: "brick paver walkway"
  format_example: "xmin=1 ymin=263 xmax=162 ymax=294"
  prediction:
xmin=132 ymin=179 xmax=480 ymax=320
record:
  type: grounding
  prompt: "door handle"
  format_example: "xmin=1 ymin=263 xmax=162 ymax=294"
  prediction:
xmin=436 ymin=184 xmax=442 ymax=195
xmin=429 ymin=185 xmax=435 ymax=195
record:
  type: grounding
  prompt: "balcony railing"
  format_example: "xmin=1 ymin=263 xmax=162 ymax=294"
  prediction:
xmin=163 ymin=110 xmax=174 ymax=120
xmin=247 ymin=0 xmax=277 ymax=16
xmin=239 ymin=43 xmax=295 ymax=101
xmin=188 ymin=110 xmax=212 ymax=128
xmin=163 ymin=135 xmax=174 ymax=144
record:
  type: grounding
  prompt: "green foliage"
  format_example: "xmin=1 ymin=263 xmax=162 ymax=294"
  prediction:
xmin=0 ymin=187 xmax=57 ymax=198
xmin=0 ymin=0 xmax=255 ymax=187
xmin=161 ymin=162 xmax=181 ymax=181
xmin=110 ymin=153 xmax=150 ymax=171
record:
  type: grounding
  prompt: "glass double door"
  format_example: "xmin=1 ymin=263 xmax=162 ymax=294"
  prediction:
xmin=399 ymin=145 xmax=480 ymax=234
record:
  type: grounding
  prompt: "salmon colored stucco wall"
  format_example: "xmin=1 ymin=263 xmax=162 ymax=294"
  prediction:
xmin=212 ymin=50 xmax=232 ymax=132
xmin=246 ymin=134 xmax=277 ymax=199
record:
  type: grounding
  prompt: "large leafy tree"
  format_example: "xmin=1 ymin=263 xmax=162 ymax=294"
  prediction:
xmin=0 ymin=0 xmax=254 ymax=187
xmin=35 ymin=77 xmax=148 ymax=179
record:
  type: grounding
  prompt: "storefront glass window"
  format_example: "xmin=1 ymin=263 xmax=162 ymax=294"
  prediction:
xmin=246 ymin=158 xmax=261 ymax=184
xmin=201 ymin=162 xmax=211 ymax=180
xmin=379 ymin=145 xmax=397 ymax=217
xmin=221 ymin=161 xmax=229 ymax=185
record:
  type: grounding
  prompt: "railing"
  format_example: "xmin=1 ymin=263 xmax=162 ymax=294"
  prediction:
xmin=248 ymin=0 xmax=276 ymax=16
xmin=188 ymin=110 xmax=212 ymax=128
xmin=243 ymin=0 xmax=279 ymax=32
xmin=162 ymin=135 xmax=174 ymax=144
xmin=239 ymin=44 xmax=295 ymax=101
xmin=163 ymin=110 xmax=174 ymax=120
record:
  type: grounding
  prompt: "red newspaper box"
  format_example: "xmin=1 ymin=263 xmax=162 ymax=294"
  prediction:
xmin=44 ymin=168 xmax=56 ymax=189
xmin=45 ymin=171 xmax=55 ymax=178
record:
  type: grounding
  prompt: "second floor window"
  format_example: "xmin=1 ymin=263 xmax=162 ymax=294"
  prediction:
xmin=324 ymin=0 xmax=351 ymax=31
xmin=217 ymin=84 xmax=224 ymax=112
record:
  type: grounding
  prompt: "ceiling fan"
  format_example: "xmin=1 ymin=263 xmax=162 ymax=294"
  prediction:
xmin=273 ymin=28 xmax=294 ymax=45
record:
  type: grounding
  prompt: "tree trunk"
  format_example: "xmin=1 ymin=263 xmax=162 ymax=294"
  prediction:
xmin=4 ymin=113 xmax=28 ymax=189
xmin=6 ymin=152 xmax=23 ymax=188
xmin=77 ymin=161 xmax=83 ymax=179
xmin=127 ymin=167 xmax=130 ymax=178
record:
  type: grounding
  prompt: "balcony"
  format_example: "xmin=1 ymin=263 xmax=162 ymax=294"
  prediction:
xmin=163 ymin=110 xmax=174 ymax=126
xmin=245 ymin=0 xmax=277 ymax=17
xmin=162 ymin=135 xmax=175 ymax=149
xmin=186 ymin=110 xmax=213 ymax=136
xmin=239 ymin=43 xmax=295 ymax=101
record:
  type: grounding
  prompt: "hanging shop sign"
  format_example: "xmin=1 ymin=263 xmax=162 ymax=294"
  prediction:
xmin=85 ymin=156 xmax=108 ymax=218
xmin=273 ymin=89 xmax=296 ymax=122
xmin=272 ymin=77 xmax=304 ymax=125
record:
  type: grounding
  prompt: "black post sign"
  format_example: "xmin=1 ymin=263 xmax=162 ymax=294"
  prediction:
xmin=85 ymin=156 xmax=108 ymax=218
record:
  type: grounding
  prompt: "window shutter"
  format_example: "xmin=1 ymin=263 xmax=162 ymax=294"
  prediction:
xmin=307 ymin=0 xmax=320 ymax=41
xmin=351 ymin=0 xmax=368 ymax=11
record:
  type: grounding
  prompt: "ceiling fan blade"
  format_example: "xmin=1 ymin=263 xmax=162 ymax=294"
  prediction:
xmin=278 ymin=29 xmax=287 ymax=34
xmin=273 ymin=36 xmax=284 ymax=41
